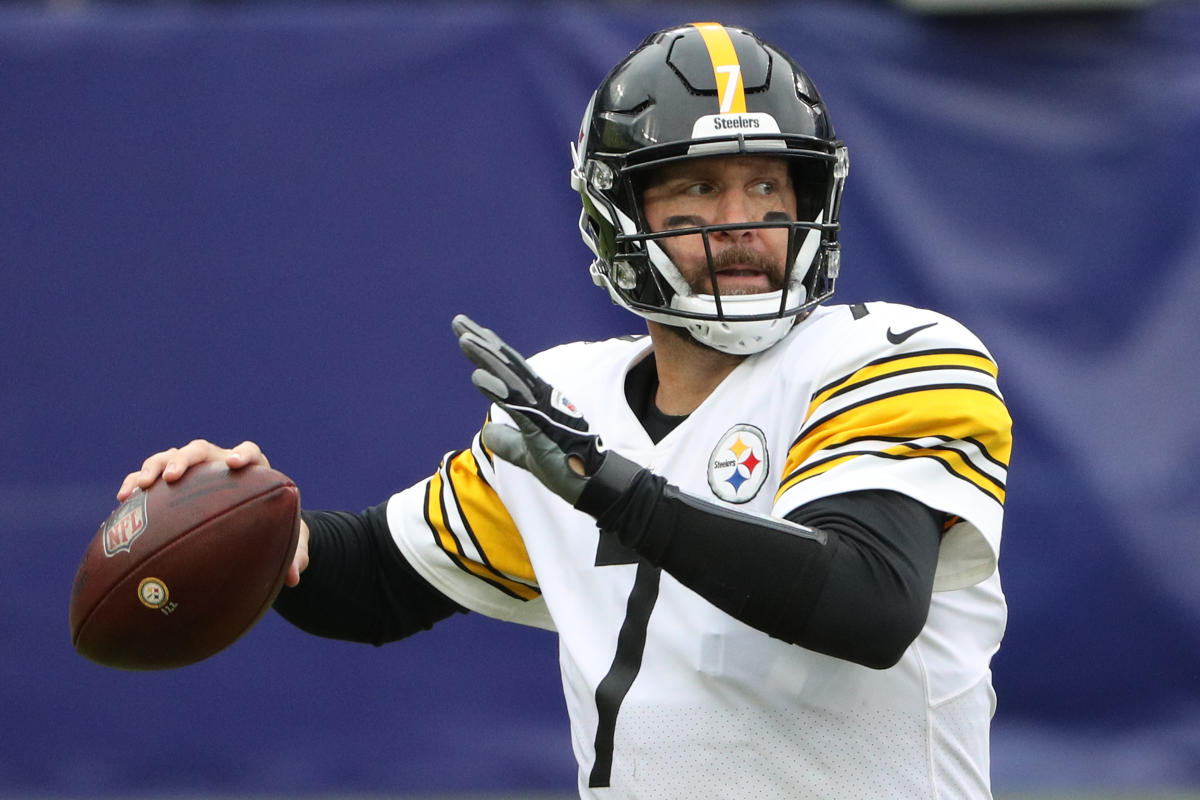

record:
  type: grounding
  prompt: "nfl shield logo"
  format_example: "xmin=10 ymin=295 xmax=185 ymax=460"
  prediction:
xmin=102 ymin=491 xmax=148 ymax=557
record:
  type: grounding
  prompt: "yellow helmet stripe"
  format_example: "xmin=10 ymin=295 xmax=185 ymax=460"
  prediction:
xmin=690 ymin=22 xmax=747 ymax=114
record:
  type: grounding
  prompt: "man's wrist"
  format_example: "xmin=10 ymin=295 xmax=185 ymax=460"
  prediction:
xmin=573 ymin=451 xmax=645 ymax=518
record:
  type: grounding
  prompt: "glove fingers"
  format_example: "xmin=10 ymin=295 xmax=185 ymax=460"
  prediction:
xmin=453 ymin=315 xmax=513 ymax=366
xmin=469 ymin=368 xmax=510 ymax=403
xmin=451 ymin=313 xmax=497 ymax=345
xmin=508 ymin=409 xmax=552 ymax=441
xmin=461 ymin=339 xmax=535 ymax=404
xmin=453 ymin=315 xmax=538 ymax=404
xmin=481 ymin=422 xmax=529 ymax=467
xmin=452 ymin=314 xmax=528 ymax=366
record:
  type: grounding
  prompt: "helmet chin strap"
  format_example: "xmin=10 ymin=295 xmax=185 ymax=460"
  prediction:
xmin=672 ymin=285 xmax=808 ymax=355
xmin=685 ymin=319 xmax=798 ymax=355
xmin=644 ymin=226 xmax=818 ymax=355
xmin=590 ymin=252 xmax=808 ymax=356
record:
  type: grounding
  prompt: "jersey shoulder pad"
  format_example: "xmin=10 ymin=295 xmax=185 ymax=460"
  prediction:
xmin=526 ymin=334 xmax=650 ymax=371
xmin=524 ymin=335 xmax=652 ymax=400
xmin=780 ymin=302 xmax=1011 ymax=591
xmin=822 ymin=301 xmax=993 ymax=364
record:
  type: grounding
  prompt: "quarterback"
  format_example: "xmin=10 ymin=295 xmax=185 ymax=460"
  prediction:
xmin=119 ymin=23 xmax=1012 ymax=800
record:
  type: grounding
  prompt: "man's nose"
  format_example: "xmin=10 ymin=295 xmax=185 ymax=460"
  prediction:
xmin=710 ymin=192 xmax=757 ymax=239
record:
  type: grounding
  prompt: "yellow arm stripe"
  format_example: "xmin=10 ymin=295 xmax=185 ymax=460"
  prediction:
xmin=809 ymin=348 xmax=999 ymax=414
xmin=423 ymin=449 xmax=539 ymax=601
xmin=691 ymin=22 xmax=747 ymax=113
xmin=780 ymin=385 xmax=1012 ymax=502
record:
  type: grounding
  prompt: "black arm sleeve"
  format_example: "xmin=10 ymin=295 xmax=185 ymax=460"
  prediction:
xmin=271 ymin=502 xmax=466 ymax=645
xmin=592 ymin=473 xmax=942 ymax=669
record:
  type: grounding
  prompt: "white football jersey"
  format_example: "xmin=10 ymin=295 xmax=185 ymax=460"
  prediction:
xmin=388 ymin=302 xmax=1011 ymax=799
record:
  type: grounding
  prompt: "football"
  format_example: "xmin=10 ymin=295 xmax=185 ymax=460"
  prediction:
xmin=69 ymin=462 xmax=301 ymax=670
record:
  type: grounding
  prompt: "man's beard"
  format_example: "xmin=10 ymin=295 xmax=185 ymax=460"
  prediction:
xmin=659 ymin=244 xmax=795 ymax=355
xmin=688 ymin=244 xmax=786 ymax=296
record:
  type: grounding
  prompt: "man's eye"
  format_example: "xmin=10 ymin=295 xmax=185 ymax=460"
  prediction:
xmin=752 ymin=181 xmax=776 ymax=195
xmin=684 ymin=183 xmax=714 ymax=196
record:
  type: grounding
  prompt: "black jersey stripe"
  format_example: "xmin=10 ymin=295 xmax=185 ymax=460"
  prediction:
xmin=782 ymin=447 xmax=1005 ymax=505
xmin=422 ymin=473 xmax=531 ymax=601
xmin=443 ymin=451 xmax=539 ymax=593
xmin=478 ymin=411 xmax=496 ymax=469
xmin=813 ymin=347 xmax=996 ymax=399
xmin=783 ymin=438 xmax=1007 ymax=495
xmin=785 ymin=433 xmax=1009 ymax=488
xmin=420 ymin=479 xmax=523 ymax=600
xmin=818 ymin=362 xmax=998 ymax=405
xmin=421 ymin=458 xmax=539 ymax=601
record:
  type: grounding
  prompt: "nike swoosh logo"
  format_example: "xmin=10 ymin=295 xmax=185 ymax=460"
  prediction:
xmin=886 ymin=322 xmax=938 ymax=344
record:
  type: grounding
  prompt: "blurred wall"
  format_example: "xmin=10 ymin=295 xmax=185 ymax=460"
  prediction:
xmin=3 ymin=1 xmax=1199 ymax=796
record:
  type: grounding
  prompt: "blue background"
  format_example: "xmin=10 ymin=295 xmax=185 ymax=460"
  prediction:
xmin=3 ymin=1 xmax=1199 ymax=796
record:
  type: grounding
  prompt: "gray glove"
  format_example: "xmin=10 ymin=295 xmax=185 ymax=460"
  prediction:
xmin=453 ymin=314 xmax=640 ymax=514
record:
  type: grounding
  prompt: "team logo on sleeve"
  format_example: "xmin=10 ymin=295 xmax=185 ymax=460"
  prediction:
xmin=707 ymin=424 xmax=769 ymax=503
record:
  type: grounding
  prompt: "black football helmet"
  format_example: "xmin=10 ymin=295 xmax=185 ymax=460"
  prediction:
xmin=571 ymin=23 xmax=848 ymax=354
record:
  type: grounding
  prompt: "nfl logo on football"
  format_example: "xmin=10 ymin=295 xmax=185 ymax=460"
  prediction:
xmin=102 ymin=492 xmax=148 ymax=557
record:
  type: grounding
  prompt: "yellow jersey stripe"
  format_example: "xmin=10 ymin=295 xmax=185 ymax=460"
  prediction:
xmin=781 ymin=385 xmax=1011 ymax=502
xmin=423 ymin=450 xmax=539 ymax=601
xmin=691 ymin=22 xmax=747 ymax=114
xmin=809 ymin=348 xmax=998 ymax=414
xmin=445 ymin=448 xmax=539 ymax=594
xmin=794 ymin=384 xmax=1011 ymax=467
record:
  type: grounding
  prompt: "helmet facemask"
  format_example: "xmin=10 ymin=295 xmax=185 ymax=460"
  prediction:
xmin=573 ymin=137 xmax=847 ymax=355
xmin=570 ymin=23 xmax=848 ymax=355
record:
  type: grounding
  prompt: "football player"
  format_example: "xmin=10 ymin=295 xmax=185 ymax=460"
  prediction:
xmin=120 ymin=23 xmax=1011 ymax=799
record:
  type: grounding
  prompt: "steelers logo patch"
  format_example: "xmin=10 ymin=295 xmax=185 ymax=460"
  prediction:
xmin=137 ymin=577 xmax=170 ymax=609
xmin=707 ymin=424 xmax=769 ymax=504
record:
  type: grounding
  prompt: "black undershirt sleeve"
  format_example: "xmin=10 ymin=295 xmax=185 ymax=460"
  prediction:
xmin=785 ymin=490 xmax=943 ymax=667
xmin=592 ymin=472 xmax=942 ymax=669
xmin=272 ymin=502 xmax=466 ymax=645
